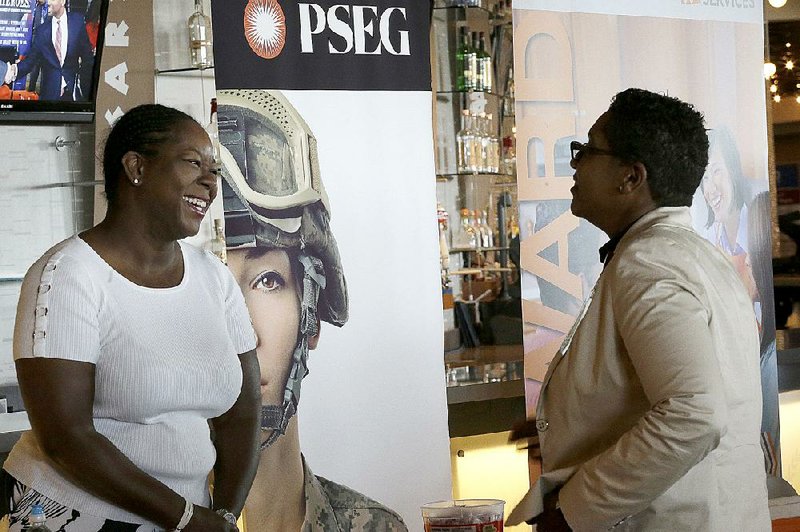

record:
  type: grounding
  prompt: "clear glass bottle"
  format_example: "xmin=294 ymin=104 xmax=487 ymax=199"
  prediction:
xmin=476 ymin=32 xmax=492 ymax=92
xmin=467 ymin=112 xmax=482 ymax=173
xmin=487 ymin=113 xmax=500 ymax=173
xmin=502 ymin=133 xmax=516 ymax=175
xmin=438 ymin=203 xmax=451 ymax=272
xmin=28 ymin=504 xmax=52 ymax=532
xmin=466 ymin=32 xmax=479 ymax=90
xmin=456 ymin=110 xmax=470 ymax=173
xmin=206 ymin=98 xmax=220 ymax=161
xmin=454 ymin=208 xmax=478 ymax=249
xmin=477 ymin=113 xmax=490 ymax=173
xmin=481 ymin=210 xmax=494 ymax=248
xmin=209 ymin=218 xmax=227 ymax=263
xmin=188 ymin=1 xmax=213 ymax=69
xmin=503 ymin=66 xmax=515 ymax=117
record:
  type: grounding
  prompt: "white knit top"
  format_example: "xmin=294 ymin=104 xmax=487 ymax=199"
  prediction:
xmin=5 ymin=235 xmax=256 ymax=526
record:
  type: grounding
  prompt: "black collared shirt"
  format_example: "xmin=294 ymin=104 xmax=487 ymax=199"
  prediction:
xmin=598 ymin=215 xmax=647 ymax=266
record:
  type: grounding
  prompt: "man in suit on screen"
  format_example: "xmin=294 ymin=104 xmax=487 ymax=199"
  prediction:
xmin=4 ymin=0 xmax=94 ymax=101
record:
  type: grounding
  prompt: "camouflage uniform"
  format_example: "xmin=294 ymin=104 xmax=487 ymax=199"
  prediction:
xmin=302 ymin=459 xmax=408 ymax=531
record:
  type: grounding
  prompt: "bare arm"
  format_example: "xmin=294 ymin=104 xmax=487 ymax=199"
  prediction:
xmin=209 ymin=349 xmax=261 ymax=516
xmin=16 ymin=358 xmax=235 ymax=531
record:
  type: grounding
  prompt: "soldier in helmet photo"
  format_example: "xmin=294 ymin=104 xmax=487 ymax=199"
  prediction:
xmin=217 ymin=89 xmax=407 ymax=531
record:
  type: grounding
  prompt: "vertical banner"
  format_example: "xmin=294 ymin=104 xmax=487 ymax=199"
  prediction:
xmin=211 ymin=1 xmax=452 ymax=529
xmin=513 ymin=0 xmax=780 ymax=481
xmin=93 ymin=0 xmax=155 ymax=222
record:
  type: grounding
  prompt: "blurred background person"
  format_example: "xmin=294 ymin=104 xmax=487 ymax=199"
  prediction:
xmin=4 ymin=0 xmax=94 ymax=101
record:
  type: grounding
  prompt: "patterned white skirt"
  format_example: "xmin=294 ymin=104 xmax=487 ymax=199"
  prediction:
xmin=0 ymin=471 xmax=157 ymax=531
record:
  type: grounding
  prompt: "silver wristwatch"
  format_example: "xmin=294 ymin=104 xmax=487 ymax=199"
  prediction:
xmin=216 ymin=508 xmax=238 ymax=526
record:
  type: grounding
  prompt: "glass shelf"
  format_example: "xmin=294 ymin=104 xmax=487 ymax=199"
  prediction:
xmin=449 ymin=267 xmax=514 ymax=275
xmin=436 ymin=89 xmax=503 ymax=97
xmin=432 ymin=3 xmax=494 ymax=16
xmin=155 ymin=65 xmax=215 ymax=75
xmin=449 ymin=246 xmax=510 ymax=254
xmin=437 ymin=171 xmax=514 ymax=179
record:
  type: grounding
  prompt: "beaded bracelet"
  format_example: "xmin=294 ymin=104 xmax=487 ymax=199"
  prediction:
xmin=172 ymin=498 xmax=194 ymax=531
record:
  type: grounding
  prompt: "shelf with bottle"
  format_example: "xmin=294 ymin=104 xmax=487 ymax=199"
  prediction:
xmin=449 ymin=246 xmax=510 ymax=254
xmin=156 ymin=1 xmax=214 ymax=75
xmin=437 ymin=171 xmax=514 ymax=179
xmin=433 ymin=3 xmax=494 ymax=16
xmin=449 ymin=266 xmax=514 ymax=275
xmin=155 ymin=65 xmax=215 ymax=75
xmin=433 ymin=0 xmax=514 ymax=22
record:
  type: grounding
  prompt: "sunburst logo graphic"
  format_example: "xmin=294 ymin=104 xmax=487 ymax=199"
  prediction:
xmin=244 ymin=0 xmax=286 ymax=60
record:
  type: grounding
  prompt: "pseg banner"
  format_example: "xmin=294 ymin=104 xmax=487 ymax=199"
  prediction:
xmin=513 ymin=0 xmax=780 ymax=485
xmin=210 ymin=1 xmax=451 ymax=529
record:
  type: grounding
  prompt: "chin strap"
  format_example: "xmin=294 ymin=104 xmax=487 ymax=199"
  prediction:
xmin=259 ymin=254 xmax=325 ymax=450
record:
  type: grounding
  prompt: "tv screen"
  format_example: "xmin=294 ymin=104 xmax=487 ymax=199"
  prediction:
xmin=0 ymin=0 xmax=108 ymax=123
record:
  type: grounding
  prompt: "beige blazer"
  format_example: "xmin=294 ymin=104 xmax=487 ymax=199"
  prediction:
xmin=507 ymin=207 xmax=770 ymax=531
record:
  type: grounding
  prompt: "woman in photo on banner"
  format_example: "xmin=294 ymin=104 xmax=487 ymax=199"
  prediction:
xmin=217 ymin=89 xmax=408 ymax=531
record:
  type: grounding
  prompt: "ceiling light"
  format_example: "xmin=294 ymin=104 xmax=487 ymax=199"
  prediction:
xmin=772 ymin=84 xmax=779 ymax=93
xmin=775 ymin=94 xmax=782 ymax=102
xmin=788 ymin=59 xmax=795 ymax=70
xmin=770 ymin=0 xmax=788 ymax=8
xmin=765 ymin=62 xmax=777 ymax=78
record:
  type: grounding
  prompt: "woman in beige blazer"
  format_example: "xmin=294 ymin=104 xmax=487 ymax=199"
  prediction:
xmin=508 ymin=88 xmax=770 ymax=532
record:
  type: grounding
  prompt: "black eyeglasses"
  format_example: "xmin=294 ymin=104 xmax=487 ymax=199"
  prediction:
xmin=570 ymin=140 xmax=618 ymax=163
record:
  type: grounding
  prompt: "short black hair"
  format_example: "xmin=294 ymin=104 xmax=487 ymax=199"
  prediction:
xmin=101 ymin=104 xmax=197 ymax=206
xmin=605 ymin=88 xmax=709 ymax=207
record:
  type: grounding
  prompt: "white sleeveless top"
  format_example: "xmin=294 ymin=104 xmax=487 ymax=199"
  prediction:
xmin=5 ymin=235 xmax=256 ymax=525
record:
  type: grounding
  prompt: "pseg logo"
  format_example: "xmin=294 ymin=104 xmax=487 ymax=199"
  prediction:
xmin=244 ymin=0 xmax=411 ymax=60
xmin=244 ymin=0 xmax=287 ymax=60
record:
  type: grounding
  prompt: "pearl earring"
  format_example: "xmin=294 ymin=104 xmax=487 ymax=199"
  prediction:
xmin=133 ymin=178 xmax=140 ymax=185
xmin=618 ymin=184 xmax=624 ymax=192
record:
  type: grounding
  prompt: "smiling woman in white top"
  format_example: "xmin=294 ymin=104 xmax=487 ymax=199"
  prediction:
xmin=1 ymin=104 xmax=261 ymax=531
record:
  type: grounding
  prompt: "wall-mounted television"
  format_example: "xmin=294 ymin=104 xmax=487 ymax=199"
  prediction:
xmin=0 ymin=0 xmax=108 ymax=124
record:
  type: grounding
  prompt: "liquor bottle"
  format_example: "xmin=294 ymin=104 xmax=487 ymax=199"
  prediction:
xmin=28 ymin=504 xmax=52 ymax=532
xmin=188 ymin=1 xmax=213 ymax=69
xmin=477 ymin=113 xmax=490 ymax=173
xmin=209 ymin=218 xmax=227 ymax=263
xmin=456 ymin=110 xmax=470 ymax=173
xmin=437 ymin=203 xmax=451 ymax=272
xmin=473 ymin=210 xmax=488 ymax=248
xmin=476 ymin=32 xmax=492 ymax=92
xmin=466 ymin=32 xmax=479 ymax=91
xmin=481 ymin=210 xmax=494 ymax=248
xmin=467 ymin=112 xmax=482 ymax=173
xmin=454 ymin=208 xmax=478 ymax=249
xmin=487 ymin=114 xmax=500 ymax=173
xmin=437 ymin=201 xmax=451 ymax=248
xmin=455 ymin=26 xmax=474 ymax=92
xmin=206 ymin=98 xmax=220 ymax=161
xmin=503 ymin=66 xmax=515 ymax=117
xmin=502 ymin=134 xmax=516 ymax=175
